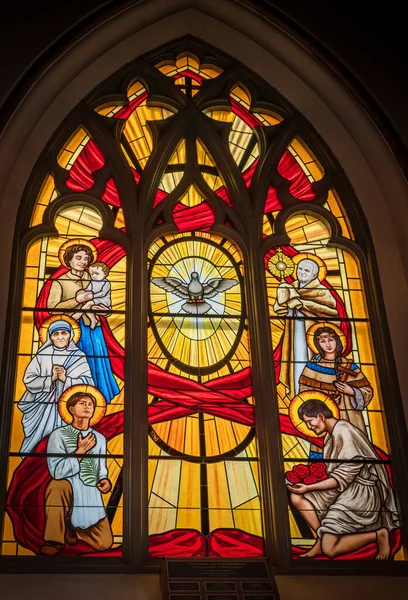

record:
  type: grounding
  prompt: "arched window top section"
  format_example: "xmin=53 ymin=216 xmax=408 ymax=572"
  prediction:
xmin=27 ymin=41 xmax=358 ymax=242
xmin=155 ymin=51 xmax=223 ymax=96
xmin=3 ymin=37 xmax=406 ymax=567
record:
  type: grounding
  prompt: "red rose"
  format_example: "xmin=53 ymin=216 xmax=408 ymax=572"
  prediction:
xmin=310 ymin=462 xmax=327 ymax=480
xmin=293 ymin=464 xmax=310 ymax=480
xmin=304 ymin=475 xmax=317 ymax=485
xmin=285 ymin=471 xmax=300 ymax=484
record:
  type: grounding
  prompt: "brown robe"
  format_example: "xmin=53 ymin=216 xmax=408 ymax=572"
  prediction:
xmin=299 ymin=357 xmax=373 ymax=433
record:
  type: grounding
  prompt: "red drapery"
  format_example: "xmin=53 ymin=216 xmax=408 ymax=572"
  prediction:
xmin=12 ymin=94 xmax=399 ymax=560
xmin=173 ymin=200 xmax=215 ymax=232
xmin=264 ymin=244 xmax=352 ymax=380
xmin=61 ymin=89 xmax=316 ymax=228
xmin=7 ymin=404 xmax=400 ymax=559
xmin=65 ymin=93 xmax=147 ymax=205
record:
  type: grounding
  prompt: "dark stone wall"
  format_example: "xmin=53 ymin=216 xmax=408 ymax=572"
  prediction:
xmin=0 ymin=1 xmax=407 ymax=149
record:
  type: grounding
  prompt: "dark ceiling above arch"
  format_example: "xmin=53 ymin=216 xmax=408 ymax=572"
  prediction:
xmin=1 ymin=0 xmax=407 ymax=156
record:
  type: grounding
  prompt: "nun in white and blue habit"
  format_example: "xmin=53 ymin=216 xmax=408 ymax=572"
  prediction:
xmin=18 ymin=319 xmax=93 ymax=455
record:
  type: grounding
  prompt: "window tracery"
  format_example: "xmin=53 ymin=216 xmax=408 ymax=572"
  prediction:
xmin=0 ymin=41 xmax=405 ymax=567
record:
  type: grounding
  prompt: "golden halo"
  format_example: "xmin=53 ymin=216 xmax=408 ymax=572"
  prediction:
xmin=293 ymin=252 xmax=327 ymax=281
xmin=58 ymin=385 xmax=107 ymax=426
xmin=289 ymin=390 xmax=340 ymax=438
xmin=58 ymin=239 xmax=98 ymax=267
xmin=306 ymin=322 xmax=346 ymax=355
xmin=39 ymin=315 xmax=81 ymax=344
xmin=268 ymin=247 xmax=295 ymax=280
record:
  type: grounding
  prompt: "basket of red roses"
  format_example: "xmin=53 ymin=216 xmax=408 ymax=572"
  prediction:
xmin=285 ymin=462 xmax=327 ymax=485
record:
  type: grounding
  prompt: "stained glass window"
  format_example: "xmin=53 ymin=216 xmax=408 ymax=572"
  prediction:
xmin=265 ymin=215 xmax=403 ymax=560
xmin=147 ymin=233 xmax=262 ymax=556
xmin=0 ymin=40 xmax=406 ymax=568
xmin=4 ymin=205 xmax=126 ymax=556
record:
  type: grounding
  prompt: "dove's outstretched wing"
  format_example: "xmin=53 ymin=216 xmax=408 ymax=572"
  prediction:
xmin=151 ymin=277 xmax=189 ymax=300
xmin=202 ymin=278 xmax=238 ymax=299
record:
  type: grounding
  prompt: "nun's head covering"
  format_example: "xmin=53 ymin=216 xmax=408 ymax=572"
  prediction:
xmin=39 ymin=318 xmax=77 ymax=353
xmin=48 ymin=319 xmax=73 ymax=337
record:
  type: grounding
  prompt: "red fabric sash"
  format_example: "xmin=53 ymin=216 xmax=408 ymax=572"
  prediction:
xmin=7 ymin=403 xmax=400 ymax=559
xmin=5 ymin=398 xmax=317 ymax=555
xmin=12 ymin=99 xmax=394 ymax=560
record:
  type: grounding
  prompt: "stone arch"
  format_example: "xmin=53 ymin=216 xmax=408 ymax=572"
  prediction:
xmin=0 ymin=0 xmax=407 ymax=573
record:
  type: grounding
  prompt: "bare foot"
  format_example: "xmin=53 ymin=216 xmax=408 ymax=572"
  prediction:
xmin=375 ymin=527 xmax=390 ymax=560
xmin=89 ymin=315 xmax=98 ymax=330
xmin=299 ymin=539 xmax=322 ymax=558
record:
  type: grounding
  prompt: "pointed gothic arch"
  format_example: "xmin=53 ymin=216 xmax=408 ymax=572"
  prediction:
xmin=0 ymin=2 xmax=407 ymax=576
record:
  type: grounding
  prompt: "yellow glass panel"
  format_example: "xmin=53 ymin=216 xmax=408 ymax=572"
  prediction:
xmin=30 ymin=174 xmax=58 ymax=226
xmin=95 ymin=104 xmax=124 ymax=117
xmin=207 ymin=462 xmax=231 ymax=509
xmin=230 ymin=84 xmax=251 ymax=109
xmin=176 ymin=509 xmax=201 ymax=530
xmin=325 ymin=189 xmax=354 ymax=239
xmin=254 ymin=111 xmax=283 ymax=125
xmin=233 ymin=509 xmax=262 ymax=536
xmin=178 ymin=462 xmax=201 ymax=508
xmin=263 ymin=215 xmax=273 ymax=237
xmin=289 ymin=138 xmax=324 ymax=182
xmin=217 ymin=418 xmax=249 ymax=454
xmin=167 ymin=418 xmax=187 ymax=451
xmin=151 ymin=459 xmax=181 ymax=507
xmin=205 ymin=418 xmax=221 ymax=456
xmin=229 ymin=114 xmax=259 ymax=170
xmin=237 ymin=497 xmax=260 ymax=510
xmin=179 ymin=185 xmax=204 ymax=207
xmin=175 ymin=52 xmax=200 ymax=73
xmin=343 ymin=249 xmax=362 ymax=279
xmin=225 ymin=461 xmax=258 ymax=508
xmin=209 ymin=509 xmax=234 ymax=530
xmin=184 ymin=416 xmax=200 ymax=455
xmin=200 ymin=65 xmax=223 ymax=79
xmin=368 ymin=411 xmax=389 ymax=453
xmin=149 ymin=459 xmax=158 ymax=496
xmin=122 ymin=102 xmax=154 ymax=168
xmin=127 ymin=80 xmax=146 ymax=101
xmin=285 ymin=213 xmax=331 ymax=246
xmin=156 ymin=62 xmax=177 ymax=76
xmin=54 ymin=206 xmax=103 ymax=238
xmin=149 ymin=508 xmax=177 ymax=534
xmin=204 ymin=108 xmax=235 ymax=123
xmin=57 ymin=127 xmax=90 ymax=170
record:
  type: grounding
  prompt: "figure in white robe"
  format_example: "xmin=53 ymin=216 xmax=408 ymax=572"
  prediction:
xmin=41 ymin=392 xmax=112 ymax=555
xmin=18 ymin=319 xmax=93 ymax=455
xmin=47 ymin=424 xmax=108 ymax=529
xmin=288 ymin=399 xmax=399 ymax=560
xmin=274 ymin=258 xmax=339 ymax=399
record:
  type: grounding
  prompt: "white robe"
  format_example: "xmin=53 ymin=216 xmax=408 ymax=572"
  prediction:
xmin=305 ymin=420 xmax=400 ymax=537
xmin=18 ymin=339 xmax=93 ymax=454
xmin=85 ymin=279 xmax=111 ymax=308
xmin=274 ymin=277 xmax=339 ymax=396
xmin=47 ymin=425 xmax=108 ymax=529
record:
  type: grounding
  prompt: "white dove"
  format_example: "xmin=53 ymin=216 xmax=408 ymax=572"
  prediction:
xmin=151 ymin=271 xmax=238 ymax=314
